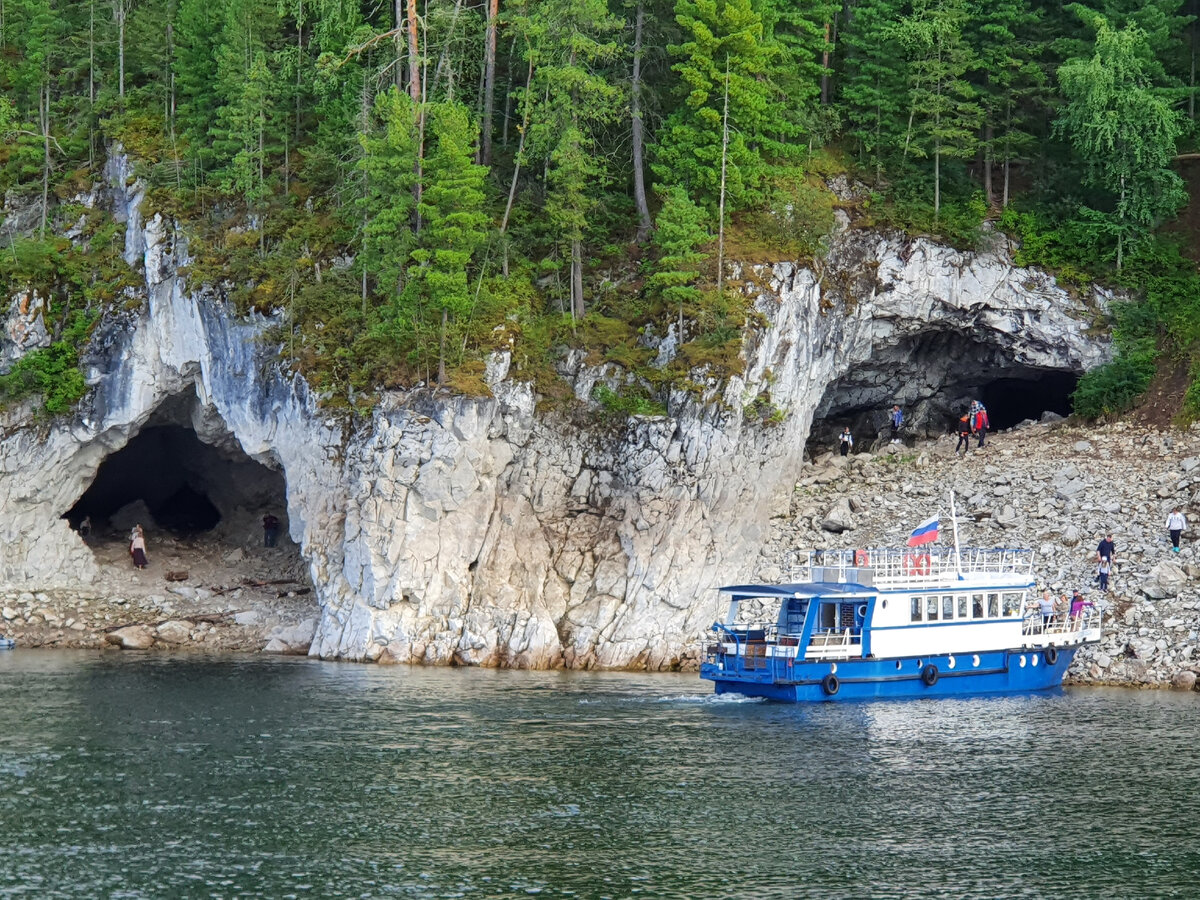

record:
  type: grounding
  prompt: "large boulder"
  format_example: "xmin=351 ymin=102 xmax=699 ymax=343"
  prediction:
xmin=1141 ymin=561 xmax=1189 ymax=600
xmin=820 ymin=499 xmax=856 ymax=533
xmin=104 ymin=625 xmax=155 ymax=650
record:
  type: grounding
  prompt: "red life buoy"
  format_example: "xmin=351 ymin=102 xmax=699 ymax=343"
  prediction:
xmin=854 ymin=549 xmax=870 ymax=567
xmin=904 ymin=553 xmax=931 ymax=575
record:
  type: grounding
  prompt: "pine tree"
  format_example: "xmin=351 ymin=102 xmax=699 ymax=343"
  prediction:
xmin=894 ymin=0 xmax=982 ymax=219
xmin=654 ymin=0 xmax=787 ymax=213
xmin=838 ymin=0 xmax=909 ymax=182
xmin=406 ymin=100 xmax=490 ymax=383
xmin=356 ymin=87 xmax=417 ymax=304
xmin=648 ymin=184 xmax=708 ymax=340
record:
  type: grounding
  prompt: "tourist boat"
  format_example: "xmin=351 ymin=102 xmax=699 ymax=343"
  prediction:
xmin=700 ymin=507 xmax=1101 ymax=701
xmin=0 ymin=636 xmax=14 ymax=650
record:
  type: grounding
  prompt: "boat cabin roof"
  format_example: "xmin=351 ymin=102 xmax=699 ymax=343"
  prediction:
xmin=719 ymin=583 xmax=869 ymax=599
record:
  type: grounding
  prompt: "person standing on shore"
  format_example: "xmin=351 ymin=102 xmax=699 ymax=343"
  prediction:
xmin=838 ymin=427 xmax=853 ymax=457
xmin=130 ymin=525 xmax=148 ymax=570
xmin=889 ymin=405 xmax=904 ymax=444
xmin=1166 ymin=507 xmax=1187 ymax=553
xmin=262 ymin=513 xmax=280 ymax=548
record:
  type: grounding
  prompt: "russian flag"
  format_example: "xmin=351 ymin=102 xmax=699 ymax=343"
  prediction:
xmin=907 ymin=515 xmax=939 ymax=547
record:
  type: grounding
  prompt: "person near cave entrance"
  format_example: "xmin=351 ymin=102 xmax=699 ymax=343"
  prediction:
xmin=889 ymin=405 xmax=904 ymax=444
xmin=970 ymin=401 xmax=989 ymax=448
xmin=955 ymin=416 xmax=972 ymax=455
xmin=130 ymin=525 xmax=148 ymax=569
xmin=838 ymin=427 xmax=853 ymax=457
xmin=263 ymin=513 xmax=280 ymax=548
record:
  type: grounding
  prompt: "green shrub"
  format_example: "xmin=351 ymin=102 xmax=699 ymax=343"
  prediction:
xmin=1072 ymin=350 xmax=1157 ymax=419
xmin=591 ymin=383 xmax=667 ymax=418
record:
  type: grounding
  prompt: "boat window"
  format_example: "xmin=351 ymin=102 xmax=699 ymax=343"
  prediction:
xmin=972 ymin=594 xmax=984 ymax=618
xmin=926 ymin=596 xmax=939 ymax=621
xmin=911 ymin=597 xmax=922 ymax=622
xmin=1001 ymin=592 xmax=1021 ymax=616
xmin=957 ymin=595 xmax=968 ymax=619
xmin=988 ymin=594 xmax=1000 ymax=617
xmin=942 ymin=595 xmax=955 ymax=620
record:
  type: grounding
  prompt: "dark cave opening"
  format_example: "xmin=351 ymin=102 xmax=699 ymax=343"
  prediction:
xmin=980 ymin=372 xmax=1077 ymax=431
xmin=64 ymin=424 xmax=287 ymax=540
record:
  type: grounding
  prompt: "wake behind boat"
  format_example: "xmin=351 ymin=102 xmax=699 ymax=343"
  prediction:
xmin=700 ymin=503 xmax=1101 ymax=701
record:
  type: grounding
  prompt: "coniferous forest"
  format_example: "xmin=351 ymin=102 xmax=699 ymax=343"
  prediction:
xmin=1 ymin=0 xmax=1200 ymax=417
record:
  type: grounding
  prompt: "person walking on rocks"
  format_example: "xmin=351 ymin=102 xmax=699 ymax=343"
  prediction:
xmin=262 ymin=513 xmax=280 ymax=548
xmin=1166 ymin=507 xmax=1187 ymax=553
xmin=1097 ymin=556 xmax=1111 ymax=592
xmin=972 ymin=401 xmax=989 ymax=448
xmin=889 ymin=405 xmax=904 ymax=444
xmin=130 ymin=525 xmax=148 ymax=570
xmin=955 ymin=416 xmax=972 ymax=455
xmin=1096 ymin=533 xmax=1115 ymax=566
xmin=839 ymin=427 xmax=853 ymax=457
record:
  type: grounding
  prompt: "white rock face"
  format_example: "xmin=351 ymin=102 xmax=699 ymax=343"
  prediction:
xmin=0 ymin=157 xmax=1112 ymax=668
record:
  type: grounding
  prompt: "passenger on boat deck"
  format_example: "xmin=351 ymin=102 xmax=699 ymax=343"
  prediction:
xmin=1038 ymin=591 xmax=1055 ymax=625
xmin=1069 ymin=591 xmax=1093 ymax=622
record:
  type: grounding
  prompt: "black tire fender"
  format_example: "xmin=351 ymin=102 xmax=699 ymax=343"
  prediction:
xmin=921 ymin=664 xmax=939 ymax=686
xmin=1045 ymin=646 xmax=1059 ymax=666
xmin=821 ymin=673 xmax=840 ymax=696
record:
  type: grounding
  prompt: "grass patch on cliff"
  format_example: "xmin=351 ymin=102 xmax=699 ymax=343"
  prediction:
xmin=0 ymin=311 xmax=96 ymax=416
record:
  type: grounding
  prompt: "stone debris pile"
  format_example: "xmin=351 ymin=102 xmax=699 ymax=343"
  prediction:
xmin=761 ymin=418 xmax=1200 ymax=691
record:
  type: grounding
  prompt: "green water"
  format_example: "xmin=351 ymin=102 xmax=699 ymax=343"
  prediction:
xmin=0 ymin=652 xmax=1196 ymax=898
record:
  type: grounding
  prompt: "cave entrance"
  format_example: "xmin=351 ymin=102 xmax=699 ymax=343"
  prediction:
xmin=980 ymin=372 xmax=1077 ymax=430
xmin=65 ymin=424 xmax=285 ymax=540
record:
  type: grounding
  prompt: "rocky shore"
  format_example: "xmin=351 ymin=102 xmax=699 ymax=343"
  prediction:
xmin=764 ymin=417 xmax=1200 ymax=691
xmin=0 ymin=533 xmax=317 ymax=655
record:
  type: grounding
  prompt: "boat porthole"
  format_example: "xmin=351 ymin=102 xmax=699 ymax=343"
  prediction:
xmin=857 ymin=605 xmax=867 ymax=618
xmin=895 ymin=660 xmax=902 ymax=670
xmin=947 ymin=655 xmax=956 ymax=670
xmin=916 ymin=659 xmax=922 ymax=669
xmin=882 ymin=599 xmax=888 ymax=609
xmin=972 ymin=655 xmax=980 ymax=668
xmin=1019 ymin=655 xmax=1027 ymax=668
xmin=1031 ymin=654 xmax=1039 ymax=667
xmin=830 ymin=663 xmax=838 ymax=675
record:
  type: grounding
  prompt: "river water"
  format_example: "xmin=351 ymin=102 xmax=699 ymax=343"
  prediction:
xmin=0 ymin=652 xmax=1196 ymax=899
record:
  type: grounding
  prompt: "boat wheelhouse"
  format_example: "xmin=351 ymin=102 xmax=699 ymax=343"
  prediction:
xmin=700 ymin=546 xmax=1101 ymax=701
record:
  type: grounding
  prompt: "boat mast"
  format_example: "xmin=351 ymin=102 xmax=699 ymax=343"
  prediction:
xmin=950 ymin=490 xmax=963 ymax=577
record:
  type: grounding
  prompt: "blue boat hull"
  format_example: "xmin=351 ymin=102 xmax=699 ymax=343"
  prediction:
xmin=700 ymin=646 xmax=1078 ymax=702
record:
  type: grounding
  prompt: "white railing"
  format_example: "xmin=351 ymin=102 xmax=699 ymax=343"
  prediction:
xmin=1021 ymin=607 xmax=1103 ymax=641
xmin=786 ymin=547 xmax=1034 ymax=587
xmin=805 ymin=628 xmax=861 ymax=660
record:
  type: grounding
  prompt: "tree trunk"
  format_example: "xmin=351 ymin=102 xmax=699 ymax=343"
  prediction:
xmin=983 ymin=124 xmax=992 ymax=204
xmin=820 ymin=21 xmax=831 ymax=105
xmin=933 ymin=147 xmax=940 ymax=222
xmin=1002 ymin=158 xmax=1010 ymax=208
xmin=630 ymin=0 xmax=651 ymax=243
xmin=39 ymin=83 xmax=50 ymax=240
xmin=116 ymin=0 xmax=126 ymax=104
xmin=500 ymin=55 xmax=534 ymax=234
xmin=394 ymin=0 xmax=404 ymax=91
xmin=406 ymin=0 xmax=420 ymax=105
xmin=480 ymin=0 xmax=499 ymax=165
xmin=571 ymin=239 xmax=584 ymax=319
xmin=717 ymin=57 xmax=730 ymax=295
xmin=438 ymin=306 xmax=448 ymax=384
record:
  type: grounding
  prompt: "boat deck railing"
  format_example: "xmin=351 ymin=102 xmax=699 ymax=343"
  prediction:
xmin=1020 ymin=606 xmax=1102 ymax=640
xmin=786 ymin=547 xmax=1034 ymax=588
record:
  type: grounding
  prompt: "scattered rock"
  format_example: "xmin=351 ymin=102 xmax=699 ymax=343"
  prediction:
xmin=1171 ymin=670 xmax=1197 ymax=691
xmin=104 ymin=625 xmax=155 ymax=650
xmin=155 ymin=620 xmax=194 ymax=644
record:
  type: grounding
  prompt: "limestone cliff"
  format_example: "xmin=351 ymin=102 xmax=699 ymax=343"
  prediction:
xmin=0 ymin=157 xmax=1111 ymax=668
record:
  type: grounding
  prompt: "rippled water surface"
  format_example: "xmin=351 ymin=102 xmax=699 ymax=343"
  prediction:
xmin=0 ymin=652 xmax=1197 ymax=898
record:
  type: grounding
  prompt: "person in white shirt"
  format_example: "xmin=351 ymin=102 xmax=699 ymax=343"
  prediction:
xmin=1166 ymin=507 xmax=1187 ymax=553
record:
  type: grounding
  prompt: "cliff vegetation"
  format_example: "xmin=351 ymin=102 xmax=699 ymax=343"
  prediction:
xmin=2 ymin=0 xmax=1200 ymax=418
